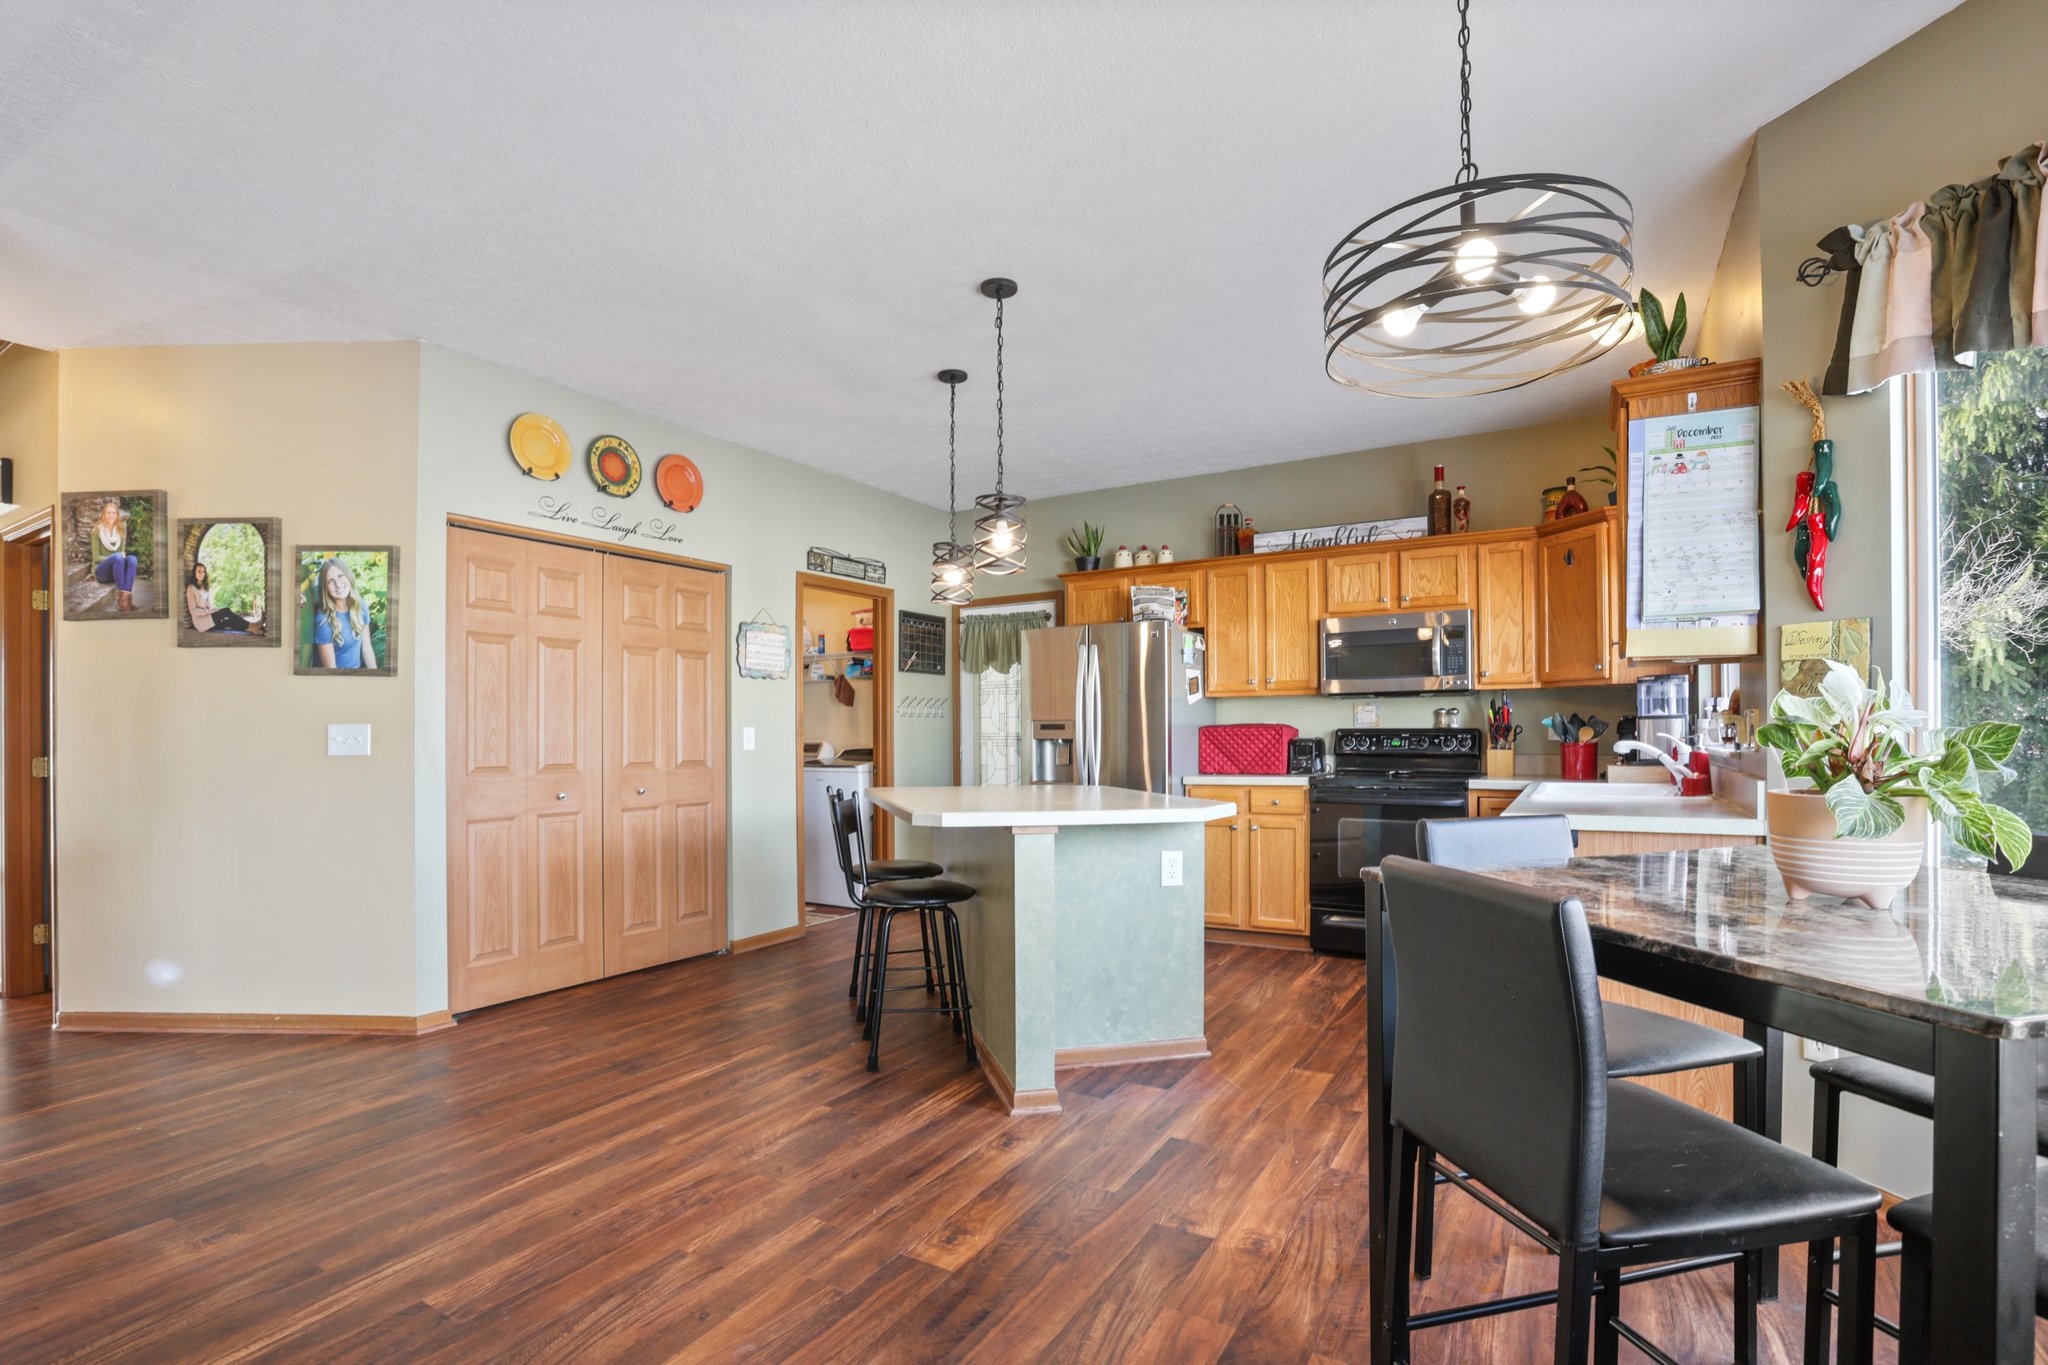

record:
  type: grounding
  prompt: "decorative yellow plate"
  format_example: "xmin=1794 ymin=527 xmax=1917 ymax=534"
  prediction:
xmin=589 ymin=436 xmax=642 ymax=497
xmin=508 ymin=412 xmax=572 ymax=481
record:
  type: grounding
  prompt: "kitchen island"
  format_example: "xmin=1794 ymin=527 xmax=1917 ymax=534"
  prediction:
xmin=869 ymin=785 xmax=1235 ymax=1114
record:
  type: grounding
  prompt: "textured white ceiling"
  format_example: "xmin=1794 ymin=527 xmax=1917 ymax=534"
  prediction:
xmin=0 ymin=1 xmax=1955 ymax=503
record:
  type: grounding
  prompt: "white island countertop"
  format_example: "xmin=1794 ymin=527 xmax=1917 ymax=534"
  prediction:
xmin=871 ymin=785 xmax=1236 ymax=829
xmin=1501 ymin=779 xmax=1767 ymax=836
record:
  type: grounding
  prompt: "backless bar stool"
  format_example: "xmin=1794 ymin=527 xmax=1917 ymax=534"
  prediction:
xmin=828 ymin=790 xmax=978 ymax=1072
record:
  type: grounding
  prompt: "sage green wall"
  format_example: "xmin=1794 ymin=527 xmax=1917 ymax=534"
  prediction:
xmin=0 ymin=343 xmax=58 ymax=539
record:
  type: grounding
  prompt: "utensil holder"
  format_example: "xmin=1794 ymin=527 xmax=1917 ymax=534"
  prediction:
xmin=1485 ymin=749 xmax=1516 ymax=779
xmin=1560 ymin=741 xmax=1597 ymax=781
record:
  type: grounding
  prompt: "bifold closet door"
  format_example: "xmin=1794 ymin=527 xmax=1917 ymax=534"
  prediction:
xmin=447 ymin=529 xmax=606 ymax=1013
xmin=602 ymin=555 xmax=729 ymax=972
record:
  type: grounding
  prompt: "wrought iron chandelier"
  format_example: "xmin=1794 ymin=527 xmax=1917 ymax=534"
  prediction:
xmin=972 ymin=277 xmax=1027 ymax=575
xmin=930 ymin=368 xmax=975 ymax=606
xmin=1322 ymin=0 xmax=1635 ymax=399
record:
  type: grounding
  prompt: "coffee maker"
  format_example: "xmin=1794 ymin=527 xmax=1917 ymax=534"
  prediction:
xmin=1630 ymin=672 xmax=1693 ymax=759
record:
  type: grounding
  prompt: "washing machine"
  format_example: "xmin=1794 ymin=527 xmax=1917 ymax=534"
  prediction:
xmin=803 ymin=760 xmax=874 ymax=909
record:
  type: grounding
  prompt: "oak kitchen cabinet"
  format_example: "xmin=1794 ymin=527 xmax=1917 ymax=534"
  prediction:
xmin=1534 ymin=509 xmax=1647 ymax=686
xmin=1065 ymin=573 xmax=1130 ymax=625
xmin=1187 ymin=784 xmax=1309 ymax=936
xmin=1474 ymin=536 xmax=1536 ymax=688
xmin=1203 ymin=557 xmax=1321 ymax=696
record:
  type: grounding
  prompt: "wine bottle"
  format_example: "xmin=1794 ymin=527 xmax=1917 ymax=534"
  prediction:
xmin=1427 ymin=465 xmax=1452 ymax=536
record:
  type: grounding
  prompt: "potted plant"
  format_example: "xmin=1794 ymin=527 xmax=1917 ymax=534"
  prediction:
xmin=1580 ymin=449 xmax=1619 ymax=507
xmin=1755 ymin=660 xmax=2031 ymax=908
xmin=1629 ymin=289 xmax=1708 ymax=377
xmin=1064 ymin=522 xmax=1106 ymax=572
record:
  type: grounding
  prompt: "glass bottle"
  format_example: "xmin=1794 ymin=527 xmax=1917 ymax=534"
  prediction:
xmin=1451 ymin=484 xmax=1471 ymax=534
xmin=1427 ymin=465 xmax=1452 ymax=536
xmin=1556 ymin=476 xmax=1589 ymax=518
xmin=1237 ymin=517 xmax=1257 ymax=555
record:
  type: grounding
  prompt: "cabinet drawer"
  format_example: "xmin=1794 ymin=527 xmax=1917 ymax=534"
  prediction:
xmin=1246 ymin=786 xmax=1306 ymax=814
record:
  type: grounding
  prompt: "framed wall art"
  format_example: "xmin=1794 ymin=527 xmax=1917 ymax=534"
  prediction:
xmin=294 ymin=546 xmax=399 ymax=677
xmin=60 ymin=489 xmax=169 ymax=620
xmin=175 ymin=517 xmax=282 ymax=647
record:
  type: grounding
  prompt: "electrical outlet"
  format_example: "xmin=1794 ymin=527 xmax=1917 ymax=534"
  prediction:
xmin=743 ymin=726 xmax=756 ymax=751
xmin=326 ymin=723 xmax=371 ymax=757
xmin=1802 ymin=1038 xmax=1841 ymax=1063
xmin=1161 ymin=849 xmax=1183 ymax=887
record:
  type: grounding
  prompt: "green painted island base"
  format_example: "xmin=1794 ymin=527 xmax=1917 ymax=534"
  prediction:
xmin=932 ymin=822 xmax=1209 ymax=1114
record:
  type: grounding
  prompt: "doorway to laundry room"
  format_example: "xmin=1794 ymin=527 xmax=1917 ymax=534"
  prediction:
xmin=794 ymin=574 xmax=893 ymax=927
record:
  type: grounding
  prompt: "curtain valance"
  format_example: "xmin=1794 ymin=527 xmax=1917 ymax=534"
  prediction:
xmin=960 ymin=610 xmax=1050 ymax=674
xmin=1818 ymin=138 xmax=2046 ymax=395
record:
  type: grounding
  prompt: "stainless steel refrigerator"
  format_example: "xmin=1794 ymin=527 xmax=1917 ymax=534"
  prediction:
xmin=1020 ymin=622 xmax=1214 ymax=792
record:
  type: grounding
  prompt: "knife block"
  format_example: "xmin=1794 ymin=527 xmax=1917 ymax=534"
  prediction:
xmin=1484 ymin=749 xmax=1516 ymax=779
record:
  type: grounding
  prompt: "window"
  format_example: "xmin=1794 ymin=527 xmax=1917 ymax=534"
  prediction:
xmin=1930 ymin=348 xmax=2048 ymax=834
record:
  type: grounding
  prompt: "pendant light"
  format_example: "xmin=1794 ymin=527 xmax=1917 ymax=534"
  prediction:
xmin=930 ymin=368 xmax=976 ymax=606
xmin=1321 ymin=0 xmax=1635 ymax=399
xmin=972 ymin=277 xmax=1028 ymax=575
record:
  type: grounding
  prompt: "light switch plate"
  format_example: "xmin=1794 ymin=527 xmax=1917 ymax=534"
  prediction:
xmin=1161 ymin=849 xmax=1183 ymax=887
xmin=743 ymin=726 xmax=757 ymax=751
xmin=327 ymin=723 xmax=371 ymax=757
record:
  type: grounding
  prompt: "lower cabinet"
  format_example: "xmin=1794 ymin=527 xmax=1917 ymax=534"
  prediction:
xmin=1467 ymin=789 xmax=1518 ymax=819
xmin=1188 ymin=784 xmax=1309 ymax=935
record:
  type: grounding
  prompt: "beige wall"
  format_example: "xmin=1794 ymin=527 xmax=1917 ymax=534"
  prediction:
xmin=0 ymin=344 xmax=59 ymax=536
xmin=54 ymin=343 xmax=422 ymax=1015
xmin=1696 ymin=147 xmax=1763 ymax=364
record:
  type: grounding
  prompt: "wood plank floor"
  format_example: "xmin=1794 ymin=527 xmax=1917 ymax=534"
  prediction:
xmin=0 ymin=919 xmax=2035 ymax=1362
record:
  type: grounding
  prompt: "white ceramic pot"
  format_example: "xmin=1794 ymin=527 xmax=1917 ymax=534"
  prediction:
xmin=1766 ymin=790 xmax=1927 ymax=910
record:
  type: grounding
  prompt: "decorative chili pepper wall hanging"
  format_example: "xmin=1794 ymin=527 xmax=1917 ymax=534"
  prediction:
xmin=1780 ymin=377 xmax=1839 ymax=610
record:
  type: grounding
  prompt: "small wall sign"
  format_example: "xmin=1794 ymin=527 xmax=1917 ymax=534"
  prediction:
xmin=1252 ymin=516 xmax=1428 ymax=554
xmin=737 ymin=614 xmax=793 ymax=679
xmin=807 ymin=546 xmax=886 ymax=584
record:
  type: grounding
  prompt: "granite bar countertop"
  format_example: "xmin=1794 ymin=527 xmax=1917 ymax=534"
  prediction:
xmin=1447 ymin=846 xmax=2048 ymax=1038
xmin=871 ymin=785 xmax=1235 ymax=829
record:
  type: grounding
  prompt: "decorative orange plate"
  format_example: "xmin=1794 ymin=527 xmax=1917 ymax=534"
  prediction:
xmin=588 ymin=435 xmax=642 ymax=497
xmin=654 ymin=454 xmax=705 ymax=512
xmin=508 ymin=412 xmax=572 ymax=480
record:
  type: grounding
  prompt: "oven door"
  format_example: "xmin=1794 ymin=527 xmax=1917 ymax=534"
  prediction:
xmin=1319 ymin=612 xmax=1470 ymax=695
xmin=1308 ymin=787 xmax=1469 ymax=904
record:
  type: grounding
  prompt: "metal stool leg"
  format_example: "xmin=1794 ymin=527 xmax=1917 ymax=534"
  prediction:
xmin=866 ymin=908 xmax=899 ymax=1072
xmin=1414 ymin=1144 xmax=1437 ymax=1280
xmin=848 ymin=901 xmax=870 ymax=1000
xmin=943 ymin=908 xmax=976 ymax=1063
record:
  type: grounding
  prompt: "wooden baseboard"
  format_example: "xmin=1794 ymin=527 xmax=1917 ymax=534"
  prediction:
xmin=53 ymin=1010 xmax=457 ymax=1036
xmin=1055 ymin=1036 xmax=1210 ymax=1070
xmin=972 ymin=1028 xmax=1062 ymax=1116
xmin=731 ymin=924 xmax=804 ymax=954
xmin=1205 ymin=927 xmax=1312 ymax=952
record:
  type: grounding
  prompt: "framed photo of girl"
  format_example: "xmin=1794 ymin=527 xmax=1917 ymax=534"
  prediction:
xmin=60 ymin=490 xmax=169 ymax=620
xmin=175 ymin=517 xmax=282 ymax=647
xmin=294 ymin=546 xmax=398 ymax=677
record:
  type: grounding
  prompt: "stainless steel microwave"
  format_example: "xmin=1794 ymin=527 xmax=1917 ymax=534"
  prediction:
xmin=1319 ymin=609 xmax=1473 ymax=695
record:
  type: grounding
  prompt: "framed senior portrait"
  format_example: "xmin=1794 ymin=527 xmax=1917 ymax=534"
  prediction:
xmin=175 ymin=517 xmax=283 ymax=647
xmin=61 ymin=489 xmax=170 ymax=620
xmin=294 ymin=546 xmax=398 ymax=677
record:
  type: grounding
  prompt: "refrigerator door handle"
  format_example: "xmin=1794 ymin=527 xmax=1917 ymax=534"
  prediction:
xmin=1072 ymin=645 xmax=1089 ymax=785
xmin=1087 ymin=644 xmax=1104 ymax=784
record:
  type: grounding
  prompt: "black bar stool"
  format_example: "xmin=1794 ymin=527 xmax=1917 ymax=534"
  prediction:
xmin=821 ymin=786 xmax=943 ymax=1017
xmin=1379 ymin=856 xmax=1881 ymax=1365
xmin=1800 ymin=1053 xmax=2048 ymax=1360
xmin=1887 ymin=1169 xmax=2048 ymax=1364
xmin=1411 ymin=816 xmax=1767 ymax=1282
xmin=827 ymin=790 xmax=978 ymax=1073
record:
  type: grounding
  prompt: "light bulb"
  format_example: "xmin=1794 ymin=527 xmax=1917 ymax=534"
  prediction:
xmin=1517 ymin=274 xmax=1557 ymax=315
xmin=1381 ymin=302 xmax=1426 ymax=338
xmin=1594 ymin=308 xmax=1635 ymax=347
xmin=989 ymin=523 xmax=1016 ymax=554
xmin=941 ymin=564 xmax=966 ymax=586
xmin=1454 ymin=236 xmax=1498 ymax=284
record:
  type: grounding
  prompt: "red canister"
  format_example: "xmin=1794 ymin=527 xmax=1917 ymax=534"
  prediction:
xmin=1560 ymin=741 xmax=1597 ymax=781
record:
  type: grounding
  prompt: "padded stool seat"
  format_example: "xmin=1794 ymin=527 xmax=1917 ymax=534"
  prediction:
xmin=864 ymin=877 xmax=975 ymax=907
xmin=1605 ymin=1002 xmax=1763 ymax=1079
xmin=1886 ymin=1169 xmax=2048 ymax=1361
xmin=1888 ymin=1171 xmax=2048 ymax=1312
xmin=1603 ymin=1082 xmax=1879 ymax=1254
xmin=862 ymin=857 xmax=944 ymax=883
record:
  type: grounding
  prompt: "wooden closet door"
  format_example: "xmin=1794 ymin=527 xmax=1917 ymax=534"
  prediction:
xmin=447 ymin=529 xmax=605 ymax=1013
xmin=603 ymin=557 xmax=729 ymax=971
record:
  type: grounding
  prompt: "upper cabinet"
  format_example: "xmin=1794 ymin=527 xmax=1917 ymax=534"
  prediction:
xmin=1536 ymin=519 xmax=1612 ymax=684
xmin=1201 ymin=557 xmax=1320 ymax=696
xmin=1204 ymin=560 xmax=1261 ymax=696
xmin=1474 ymin=537 xmax=1536 ymax=688
xmin=1131 ymin=566 xmax=1205 ymax=628
xmin=1395 ymin=543 xmax=1471 ymax=609
xmin=1065 ymin=574 xmax=1130 ymax=625
xmin=1261 ymin=558 xmax=1322 ymax=693
xmin=1324 ymin=548 xmax=1393 ymax=615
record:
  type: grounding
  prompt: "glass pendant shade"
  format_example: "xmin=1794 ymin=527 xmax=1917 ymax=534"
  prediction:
xmin=972 ymin=492 xmax=1028 ymax=576
xmin=1321 ymin=1 xmax=1635 ymax=399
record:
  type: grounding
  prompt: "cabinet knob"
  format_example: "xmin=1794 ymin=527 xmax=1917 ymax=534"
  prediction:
xmin=1269 ymin=797 xmax=1280 ymax=805
xmin=1401 ymin=595 xmax=1410 ymax=603
xmin=556 ymin=792 xmax=569 ymax=800
xmin=1250 ymin=823 xmax=1261 ymax=831
xmin=637 ymin=787 xmax=648 ymax=795
xmin=1379 ymin=595 xmax=1388 ymax=603
xmin=1265 ymin=675 xmax=1274 ymax=685
xmin=1229 ymin=823 xmax=1239 ymax=831
xmin=1594 ymin=662 xmax=1606 ymax=672
xmin=1479 ymin=670 xmax=1489 ymax=679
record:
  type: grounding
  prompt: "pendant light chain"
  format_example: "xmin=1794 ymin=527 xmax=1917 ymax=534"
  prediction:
xmin=947 ymin=376 xmax=959 ymax=544
xmin=993 ymin=295 xmax=1006 ymax=493
xmin=1455 ymin=0 xmax=1476 ymax=184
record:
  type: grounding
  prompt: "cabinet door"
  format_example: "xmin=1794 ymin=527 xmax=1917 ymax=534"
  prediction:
xmin=1537 ymin=523 xmax=1612 ymax=684
xmin=1204 ymin=562 xmax=1261 ymax=696
xmin=1261 ymin=558 xmax=1323 ymax=694
xmin=1469 ymin=791 xmax=1518 ymax=819
xmin=1065 ymin=576 xmax=1130 ymax=625
xmin=1323 ymin=549 xmax=1394 ymax=616
xmin=1247 ymin=813 xmax=1308 ymax=933
xmin=1188 ymin=786 xmax=1246 ymax=929
xmin=1475 ymin=539 xmax=1537 ymax=688
xmin=1397 ymin=543 xmax=1472 ymax=608
xmin=1129 ymin=567 xmax=1204 ymax=627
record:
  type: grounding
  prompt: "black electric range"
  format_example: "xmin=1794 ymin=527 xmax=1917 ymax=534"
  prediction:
xmin=1306 ymin=727 xmax=1484 ymax=954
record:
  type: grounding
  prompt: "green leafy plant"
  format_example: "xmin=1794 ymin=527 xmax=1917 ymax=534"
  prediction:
xmin=1063 ymin=522 xmax=1106 ymax=559
xmin=1638 ymin=288 xmax=1689 ymax=363
xmin=1579 ymin=448 xmax=1619 ymax=489
xmin=1757 ymin=659 xmax=2032 ymax=867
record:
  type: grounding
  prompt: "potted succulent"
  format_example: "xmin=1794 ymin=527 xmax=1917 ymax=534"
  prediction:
xmin=1629 ymin=289 xmax=1710 ymax=377
xmin=1756 ymin=660 xmax=2031 ymax=908
xmin=1064 ymin=522 xmax=1106 ymax=572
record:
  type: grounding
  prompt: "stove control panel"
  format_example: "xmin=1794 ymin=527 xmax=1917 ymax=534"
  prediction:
xmin=1332 ymin=727 xmax=1479 ymax=755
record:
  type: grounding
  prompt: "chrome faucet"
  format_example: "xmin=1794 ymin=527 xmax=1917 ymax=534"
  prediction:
xmin=1612 ymin=739 xmax=1690 ymax=788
